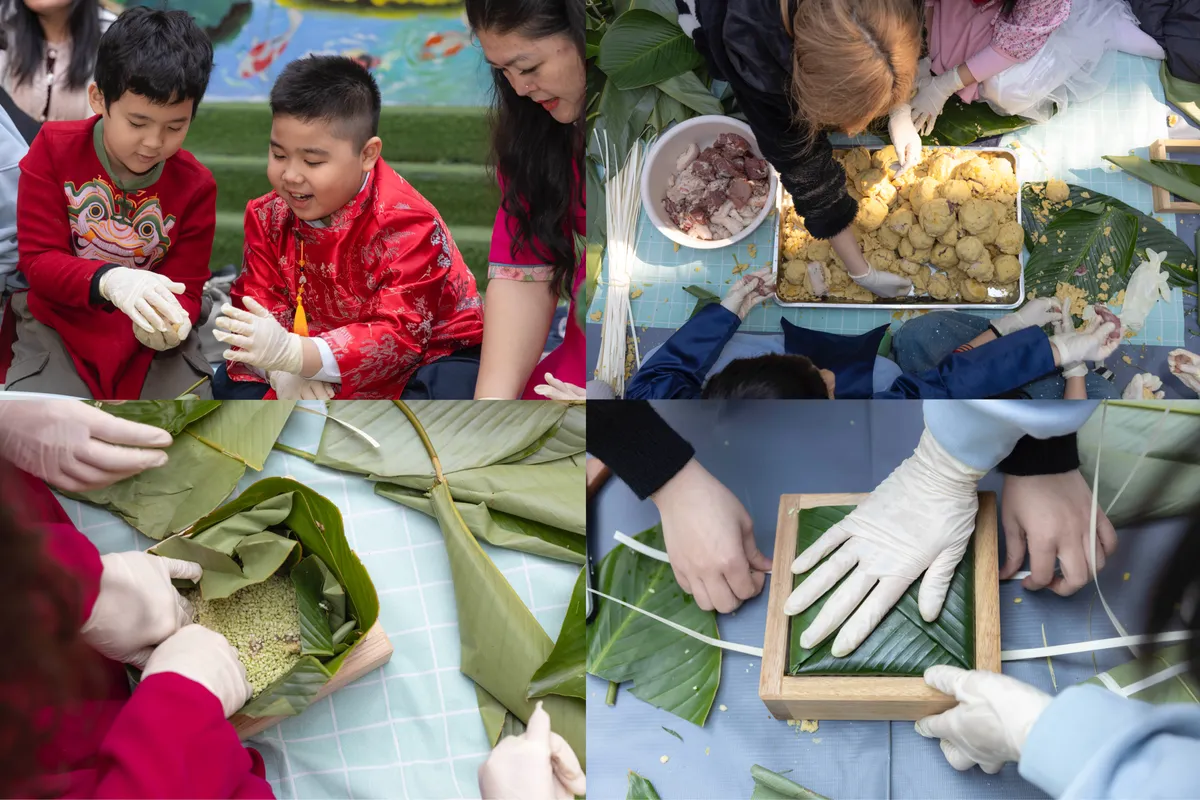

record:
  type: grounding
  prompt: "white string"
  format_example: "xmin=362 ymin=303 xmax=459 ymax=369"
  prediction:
xmin=1001 ymin=631 xmax=1195 ymax=661
xmin=613 ymin=531 xmax=670 ymax=563
xmin=296 ymin=405 xmax=380 ymax=448
xmin=1103 ymin=404 xmax=1172 ymax=517
xmin=1116 ymin=661 xmax=1192 ymax=698
xmin=586 ymin=587 xmax=765 ymax=657
xmin=1089 ymin=402 xmax=1136 ymax=656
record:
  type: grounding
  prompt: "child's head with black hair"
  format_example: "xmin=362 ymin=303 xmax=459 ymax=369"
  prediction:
xmin=267 ymin=55 xmax=384 ymax=223
xmin=701 ymin=354 xmax=836 ymax=399
xmin=87 ymin=7 xmax=213 ymax=182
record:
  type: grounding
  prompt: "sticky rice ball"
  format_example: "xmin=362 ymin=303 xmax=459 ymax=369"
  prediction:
xmin=928 ymin=271 xmax=953 ymax=300
xmin=910 ymin=266 xmax=930 ymax=292
xmin=989 ymin=200 xmax=1012 ymax=224
xmin=955 ymin=236 xmax=986 ymax=262
xmin=994 ymin=254 xmax=1021 ymax=284
xmin=857 ymin=169 xmax=897 ymax=206
xmin=955 ymin=157 xmax=997 ymax=195
xmin=807 ymin=239 xmax=832 ymax=262
xmin=961 ymin=277 xmax=989 ymax=302
xmin=931 ymin=242 xmax=959 ymax=269
xmin=939 ymin=225 xmax=961 ymax=247
xmin=995 ymin=221 xmax=1024 ymax=255
xmin=964 ymin=253 xmax=994 ymax=282
xmin=782 ymin=230 xmax=810 ymax=260
xmin=876 ymin=226 xmax=902 ymax=249
xmin=1045 ymin=178 xmax=1070 ymax=203
xmin=977 ymin=219 xmax=1001 ymax=246
xmin=896 ymin=258 xmax=922 ymax=275
xmin=898 ymin=238 xmax=916 ymax=259
xmin=908 ymin=225 xmax=935 ymax=250
xmin=872 ymin=145 xmax=900 ymax=176
xmin=909 ymin=177 xmax=941 ymax=214
xmin=867 ymin=249 xmax=898 ymax=273
xmin=784 ymin=260 xmax=808 ymax=284
xmin=958 ymin=199 xmax=995 ymax=235
xmin=828 ymin=265 xmax=851 ymax=290
xmin=911 ymin=247 xmax=933 ymax=265
xmin=856 ymin=197 xmax=889 ymax=231
xmin=886 ymin=207 xmax=915 ymax=236
xmin=939 ymin=179 xmax=972 ymax=205
xmin=927 ymin=154 xmax=959 ymax=182
xmin=843 ymin=147 xmax=872 ymax=176
xmin=919 ymin=198 xmax=955 ymax=236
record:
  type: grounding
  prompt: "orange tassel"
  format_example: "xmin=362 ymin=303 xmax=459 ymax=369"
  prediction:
xmin=293 ymin=240 xmax=309 ymax=336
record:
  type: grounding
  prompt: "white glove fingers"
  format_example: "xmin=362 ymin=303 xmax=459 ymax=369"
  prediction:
xmin=831 ymin=575 xmax=911 ymax=657
xmin=783 ymin=545 xmax=857 ymax=616
xmin=917 ymin=545 xmax=967 ymax=621
xmin=59 ymin=452 xmax=135 ymax=493
xmin=219 ymin=303 xmax=257 ymax=325
xmin=125 ymin=304 xmax=157 ymax=334
xmin=176 ymin=591 xmax=195 ymax=628
xmin=128 ymin=646 xmax=155 ymax=670
xmin=790 ymin=522 xmax=852 ymax=574
xmin=914 ymin=707 xmax=953 ymax=740
xmin=940 ymin=738 xmax=979 ymax=772
xmin=133 ymin=297 xmax=169 ymax=333
xmin=241 ymin=297 xmax=273 ymax=317
xmin=798 ymin=565 xmax=874 ymax=650
xmin=213 ymin=314 xmax=254 ymax=337
xmin=84 ymin=405 xmax=174 ymax=448
xmin=214 ymin=329 xmax=254 ymax=350
xmin=77 ymin=438 xmax=170 ymax=479
xmin=161 ymin=556 xmax=203 ymax=582
xmin=524 ymin=701 xmax=552 ymax=744
xmin=923 ymin=664 xmax=969 ymax=698
xmin=150 ymin=286 xmax=188 ymax=325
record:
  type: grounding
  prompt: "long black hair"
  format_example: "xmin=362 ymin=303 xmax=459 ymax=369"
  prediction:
xmin=3 ymin=0 xmax=103 ymax=91
xmin=465 ymin=0 xmax=584 ymax=299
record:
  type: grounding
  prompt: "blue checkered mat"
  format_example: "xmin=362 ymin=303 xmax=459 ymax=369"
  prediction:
xmin=54 ymin=403 xmax=578 ymax=800
xmin=590 ymin=53 xmax=1190 ymax=348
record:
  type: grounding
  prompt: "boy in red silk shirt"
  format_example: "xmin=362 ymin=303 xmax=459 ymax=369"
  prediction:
xmin=213 ymin=56 xmax=484 ymax=400
xmin=6 ymin=8 xmax=216 ymax=399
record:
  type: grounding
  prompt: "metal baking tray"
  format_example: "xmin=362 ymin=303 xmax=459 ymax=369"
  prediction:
xmin=770 ymin=146 xmax=1023 ymax=310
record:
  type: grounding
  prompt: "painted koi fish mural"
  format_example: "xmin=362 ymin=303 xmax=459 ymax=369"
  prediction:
xmin=65 ymin=180 xmax=175 ymax=269
xmin=238 ymin=7 xmax=303 ymax=79
xmin=420 ymin=30 xmax=468 ymax=61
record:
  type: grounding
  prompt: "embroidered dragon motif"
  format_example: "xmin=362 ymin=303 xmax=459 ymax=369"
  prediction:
xmin=65 ymin=179 xmax=175 ymax=268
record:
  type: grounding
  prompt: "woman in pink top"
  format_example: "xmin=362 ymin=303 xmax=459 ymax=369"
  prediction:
xmin=465 ymin=0 xmax=586 ymax=400
xmin=914 ymin=0 xmax=1164 ymax=130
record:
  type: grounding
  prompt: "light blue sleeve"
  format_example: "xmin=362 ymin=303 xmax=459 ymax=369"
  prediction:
xmin=872 ymin=355 xmax=904 ymax=393
xmin=0 ymin=105 xmax=28 ymax=293
xmin=923 ymin=400 xmax=1098 ymax=471
xmin=1019 ymin=684 xmax=1200 ymax=799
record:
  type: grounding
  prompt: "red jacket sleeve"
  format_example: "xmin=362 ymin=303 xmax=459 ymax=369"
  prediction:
xmin=17 ymin=130 xmax=106 ymax=310
xmin=156 ymin=172 xmax=216 ymax=327
xmin=85 ymin=673 xmax=273 ymax=799
xmin=226 ymin=202 xmax=292 ymax=385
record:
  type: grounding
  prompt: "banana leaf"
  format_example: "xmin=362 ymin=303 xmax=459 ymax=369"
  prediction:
xmin=94 ymin=399 xmax=221 ymax=434
xmin=61 ymin=401 xmax=296 ymax=539
xmin=428 ymin=481 xmax=586 ymax=766
xmin=684 ymin=285 xmax=720 ymax=319
xmin=1020 ymin=183 xmax=1197 ymax=297
xmin=789 ymin=506 xmax=974 ymax=675
xmin=750 ymin=765 xmax=829 ymax=800
xmin=587 ymin=525 xmax=721 ymax=726
xmin=597 ymin=9 xmax=704 ymax=91
xmin=1077 ymin=404 xmax=1200 ymax=525
xmin=1151 ymin=159 xmax=1200 ymax=187
xmin=1081 ymin=644 xmax=1199 ymax=704
xmin=380 ymin=458 xmax=586 ymax=535
xmin=1161 ymin=63 xmax=1200 ymax=128
xmin=919 ymin=96 xmax=1034 ymax=147
xmin=376 ymin=484 xmax=585 ymax=564
xmin=583 ymin=241 xmax=604 ymax=328
xmin=291 ymin=555 xmax=336 ymax=657
xmin=511 ymin=405 xmax=586 ymax=465
xmin=528 ymin=568 xmax=587 ymax=700
xmin=628 ymin=771 xmax=662 ymax=799
xmin=1104 ymin=156 xmax=1200 ymax=206
xmin=316 ymin=400 xmax=567 ymax=478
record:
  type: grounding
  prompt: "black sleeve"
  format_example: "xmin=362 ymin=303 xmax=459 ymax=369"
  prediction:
xmin=585 ymin=401 xmax=696 ymax=500
xmin=89 ymin=263 xmax=118 ymax=309
xmin=997 ymin=433 xmax=1081 ymax=476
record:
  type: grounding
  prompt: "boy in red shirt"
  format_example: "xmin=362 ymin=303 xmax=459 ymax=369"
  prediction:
xmin=5 ymin=8 xmax=215 ymax=400
xmin=212 ymin=56 xmax=484 ymax=400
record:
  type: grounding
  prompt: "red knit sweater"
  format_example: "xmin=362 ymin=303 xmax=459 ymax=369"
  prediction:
xmin=17 ymin=117 xmax=215 ymax=399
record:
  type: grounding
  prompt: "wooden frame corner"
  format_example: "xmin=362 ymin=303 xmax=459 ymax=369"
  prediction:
xmin=1149 ymin=139 xmax=1200 ymax=214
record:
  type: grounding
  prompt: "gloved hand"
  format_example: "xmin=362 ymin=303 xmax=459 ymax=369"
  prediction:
xmin=652 ymin=458 xmax=772 ymax=614
xmin=478 ymin=701 xmax=586 ymax=800
xmin=0 ymin=400 xmax=171 ymax=491
xmin=1000 ymin=470 xmax=1117 ymax=595
xmin=911 ymin=69 xmax=966 ymax=136
xmin=133 ymin=315 xmax=191 ymax=351
xmin=785 ymin=427 xmax=984 ymax=656
xmin=888 ymin=104 xmax=923 ymax=177
xmin=81 ymin=552 xmax=203 ymax=667
xmin=1048 ymin=303 xmax=1086 ymax=377
xmin=213 ymin=298 xmax=304 ymax=374
xmin=1049 ymin=319 xmax=1120 ymax=366
xmin=99 ymin=267 xmax=190 ymax=334
xmin=991 ymin=297 xmax=1062 ymax=336
xmin=533 ymin=373 xmax=587 ymax=401
xmin=269 ymin=370 xmax=337 ymax=400
xmin=140 ymin=624 xmax=253 ymax=718
xmin=1123 ymin=372 xmax=1165 ymax=400
xmin=849 ymin=265 xmax=913 ymax=298
xmin=720 ymin=267 xmax=775 ymax=319
xmin=916 ymin=665 xmax=1052 ymax=774
xmin=1168 ymin=349 xmax=1200 ymax=395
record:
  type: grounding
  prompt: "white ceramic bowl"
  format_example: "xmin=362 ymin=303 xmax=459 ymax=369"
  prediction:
xmin=640 ymin=115 xmax=778 ymax=251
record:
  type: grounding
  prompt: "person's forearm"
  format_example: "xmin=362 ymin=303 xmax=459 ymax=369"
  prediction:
xmin=830 ymin=228 xmax=869 ymax=277
xmin=955 ymin=329 xmax=997 ymax=354
xmin=1064 ymin=374 xmax=1087 ymax=399
xmin=955 ymin=63 xmax=977 ymax=88
xmin=299 ymin=338 xmax=322 ymax=379
xmin=475 ymin=280 xmax=557 ymax=399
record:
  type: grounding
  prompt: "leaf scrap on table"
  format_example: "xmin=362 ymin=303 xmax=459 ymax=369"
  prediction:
xmin=627 ymin=770 xmax=662 ymax=800
xmin=750 ymin=765 xmax=830 ymax=799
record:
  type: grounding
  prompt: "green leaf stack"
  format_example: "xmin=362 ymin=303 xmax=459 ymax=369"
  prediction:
xmin=789 ymin=506 xmax=974 ymax=675
xmin=918 ymin=96 xmax=1035 ymax=147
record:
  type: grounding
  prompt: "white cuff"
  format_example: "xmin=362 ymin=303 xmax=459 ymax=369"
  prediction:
xmin=308 ymin=335 xmax=342 ymax=383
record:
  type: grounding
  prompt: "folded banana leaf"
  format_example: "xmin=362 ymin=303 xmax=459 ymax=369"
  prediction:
xmin=789 ymin=506 xmax=974 ymax=675
xmin=61 ymin=401 xmax=295 ymax=539
xmin=587 ymin=525 xmax=721 ymax=726
xmin=1077 ymin=404 xmax=1200 ymax=526
xmin=1161 ymin=63 xmax=1200 ymax=128
xmin=141 ymin=478 xmax=377 ymax=719
xmin=528 ymin=568 xmax=586 ymax=700
xmin=627 ymin=771 xmax=662 ymax=800
xmin=510 ymin=404 xmax=586 ymax=465
xmin=94 ymin=399 xmax=221 ymax=434
xmin=1104 ymin=155 xmax=1200 ymax=206
xmin=750 ymin=765 xmax=829 ymax=800
xmin=376 ymin=484 xmax=585 ymax=564
xmin=1081 ymin=644 xmax=1199 ymax=704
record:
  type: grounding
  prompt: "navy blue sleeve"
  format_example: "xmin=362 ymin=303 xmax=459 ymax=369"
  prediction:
xmin=876 ymin=326 xmax=1057 ymax=399
xmin=625 ymin=303 xmax=743 ymax=400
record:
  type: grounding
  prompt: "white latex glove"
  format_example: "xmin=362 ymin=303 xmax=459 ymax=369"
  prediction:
xmin=99 ymin=267 xmax=190 ymax=334
xmin=784 ymin=428 xmax=984 ymax=656
xmin=652 ymin=458 xmax=772 ymax=614
xmin=140 ymin=624 xmax=252 ymax=718
xmin=916 ymin=665 xmax=1052 ymax=774
xmin=478 ymin=701 xmax=586 ymax=800
xmin=0 ymin=400 xmax=171 ymax=491
xmin=1123 ymin=372 xmax=1165 ymax=400
xmin=133 ymin=315 xmax=191 ymax=351
xmin=1048 ymin=302 xmax=1086 ymax=377
xmin=911 ymin=69 xmax=966 ymax=136
xmin=849 ymin=265 xmax=913 ymax=298
xmin=1120 ymin=248 xmax=1171 ymax=333
xmin=1168 ymin=349 xmax=1200 ymax=395
xmin=532 ymin=373 xmax=587 ymax=401
xmin=720 ymin=267 xmax=775 ymax=319
xmin=1049 ymin=319 xmax=1120 ymax=366
xmin=269 ymin=370 xmax=337 ymax=400
xmin=213 ymin=298 xmax=304 ymax=374
xmin=991 ymin=297 xmax=1062 ymax=336
xmin=888 ymin=104 xmax=923 ymax=177
xmin=81 ymin=552 xmax=203 ymax=668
